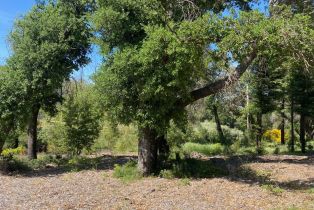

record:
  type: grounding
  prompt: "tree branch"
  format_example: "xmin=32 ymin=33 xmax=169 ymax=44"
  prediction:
xmin=181 ymin=44 xmax=258 ymax=107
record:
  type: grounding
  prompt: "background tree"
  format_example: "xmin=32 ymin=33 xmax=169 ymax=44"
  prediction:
xmin=269 ymin=0 xmax=314 ymax=152
xmin=7 ymin=0 xmax=92 ymax=159
xmin=62 ymin=84 xmax=102 ymax=156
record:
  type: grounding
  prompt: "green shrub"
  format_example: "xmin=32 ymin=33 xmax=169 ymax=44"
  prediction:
xmin=273 ymin=146 xmax=280 ymax=154
xmin=38 ymin=116 xmax=68 ymax=155
xmin=2 ymin=154 xmax=62 ymax=173
xmin=182 ymin=142 xmax=224 ymax=156
xmin=160 ymin=169 xmax=175 ymax=179
xmin=256 ymin=146 xmax=266 ymax=155
xmin=307 ymin=188 xmax=314 ymax=194
xmin=6 ymin=157 xmax=32 ymax=172
xmin=113 ymin=161 xmax=142 ymax=182
xmin=167 ymin=122 xmax=194 ymax=150
xmin=1 ymin=147 xmax=25 ymax=161
xmin=179 ymin=178 xmax=191 ymax=186
xmin=167 ymin=121 xmax=245 ymax=152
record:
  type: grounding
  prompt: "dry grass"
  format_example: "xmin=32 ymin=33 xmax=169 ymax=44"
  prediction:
xmin=0 ymin=154 xmax=314 ymax=210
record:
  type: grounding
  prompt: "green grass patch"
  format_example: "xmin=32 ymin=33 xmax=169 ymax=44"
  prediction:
xmin=178 ymin=178 xmax=191 ymax=186
xmin=113 ymin=161 xmax=142 ymax=183
xmin=261 ymin=184 xmax=285 ymax=195
xmin=307 ymin=188 xmax=314 ymax=194
xmin=182 ymin=143 xmax=224 ymax=156
xmin=160 ymin=169 xmax=175 ymax=179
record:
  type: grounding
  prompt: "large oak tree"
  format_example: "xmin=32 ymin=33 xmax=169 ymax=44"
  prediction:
xmin=93 ymin=0 xmax=313 ymax=175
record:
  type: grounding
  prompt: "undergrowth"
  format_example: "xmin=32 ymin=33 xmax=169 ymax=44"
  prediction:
xmin=113 ymin=161 xmax=142 ymax=183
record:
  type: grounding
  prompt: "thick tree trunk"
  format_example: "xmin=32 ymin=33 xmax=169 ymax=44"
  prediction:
xmin=138 ymin=127 xmax=158 ymax=176
xmin=290 ymin=100 xmax=295 ymax=152
xmin=27 ymin=104 xmax=40 ymax=160
xmin=280 ymin=99 xmax=285 ymax=145
xmin=212 ymin=105 xmax=225 ymax=144
xmin=256 ymin=113 xmax=262 ymax=147
xmin=300 ymin=112 xmax=306 ymax=153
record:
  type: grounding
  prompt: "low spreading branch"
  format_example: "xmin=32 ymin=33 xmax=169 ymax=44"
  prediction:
xmin=180 ymin=44 xmax=258 ymax=107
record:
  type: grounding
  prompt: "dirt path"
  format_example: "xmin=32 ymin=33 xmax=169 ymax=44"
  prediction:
xmin=1 ymin=155 xmax=314 ymax=210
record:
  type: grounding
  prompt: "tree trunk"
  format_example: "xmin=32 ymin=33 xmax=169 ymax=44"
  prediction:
xmin=138 ymin=127 xmax=158 ymax=176
xmin=27 ymin=104 xmax=40 ymax=160
xmin=290 ymin=100 xmax=295 ymax=152
xmin=0 ymin=139 xmax=5 ymax=154
xmin=212 ymin=105 xmax=225 ymax=144
xmin=300 ymin=112 xmax=306 ymax=153
xmin=256 ymin=113 xmax=262 ymax=147
xmin=246 ymin=84 xmax=251 ymax=131
xmin=280 ymin=99 xmax=285 ymax=145
xmin=157 ymin=135 xmax=169 ymax=159
xmin=14 ymin=138 xmax=19 ymax=149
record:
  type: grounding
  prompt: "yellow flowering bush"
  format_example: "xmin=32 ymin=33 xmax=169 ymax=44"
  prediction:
xmin=263 ymin=129 xmax=281 ymax=143
xmin=1 ymin=147 xmax=25 ymax=161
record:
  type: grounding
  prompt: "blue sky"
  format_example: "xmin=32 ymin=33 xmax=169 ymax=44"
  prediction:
xmin=0 ymin=0 xmax=33 ymax=64
xmin=0 ymin=0 xmax=102 ymax=80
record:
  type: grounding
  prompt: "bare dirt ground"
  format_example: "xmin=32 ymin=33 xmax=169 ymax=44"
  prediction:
xmin=0 ymin=154 xmax=314 ymax=210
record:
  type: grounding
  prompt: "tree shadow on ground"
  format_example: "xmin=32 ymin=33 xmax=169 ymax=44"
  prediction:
xmin=209 ymin=155 xmax=314 ymax=191
xmin=1 ymin=154 xmax=137 ymax=178
xmin=2 ymin=154 xmax=314 ymax=191
xmin=160 ymin=154 xmax=314 ymax=191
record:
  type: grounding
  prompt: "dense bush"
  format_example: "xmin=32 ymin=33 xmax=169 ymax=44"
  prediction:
xmin=1 ymin=146 xmax=25 ymax=161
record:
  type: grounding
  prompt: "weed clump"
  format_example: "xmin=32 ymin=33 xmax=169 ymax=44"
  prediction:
xmin=261 ymin=184 xmax=285 ymax=195
xmin=113 ymin=161 xmax=142 ymax=183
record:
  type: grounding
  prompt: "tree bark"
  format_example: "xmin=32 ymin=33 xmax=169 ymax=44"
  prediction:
xmin=14 ymin=138 xmax=19 ymax=149
xmin=138 ymin=127 xmax=158 ymax=176
xmin=27 ymin=104 xmax=40 ymax=160
xmin=212 ymin=105 xmax=225 ymax=144
xmin=300 ymin=112 xmax=306 ymax=153
xmin=246 ymin=84 xmax=251 ymax=131
xmin=290 ymin=100 xmax=295 ymax=152
xmin=256 ymin=113 xmax=262 ymax=147
xmin=280 ymin=99 xmax=285 ymax=145
xmin=0 ymin=139 xmax=5 ymax=154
